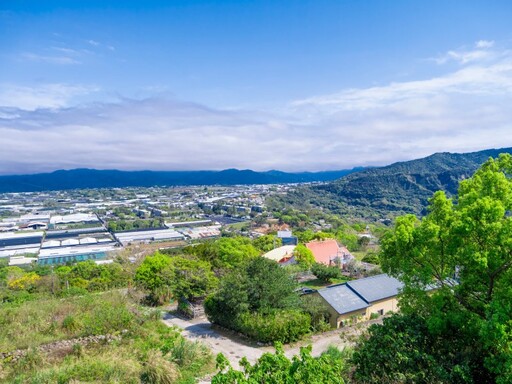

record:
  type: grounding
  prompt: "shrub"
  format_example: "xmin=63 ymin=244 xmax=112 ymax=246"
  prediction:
xmin=294 ymin=244 xmax=315 ymax=269
xmin=237 ymin=310 xmax=311 ymax=343
xmin=301 ymin=294 xmax=331 ymax=332
xmin=140 ymin=350 xmax=180 ymax=384
xmin=81 ymin=299 xmax=135 ymax=335
xmin=311 ymin=263 xmax=342 ymax=282
xmin=58 ymin=286 xmax=88 ymax=297
xmin=62 ymin=315 xmax=81 ymax=333
xmin=169 ymin=338 xmax=211 ymax=369
xmin=8 ymin=272 xmax=41 ymax=292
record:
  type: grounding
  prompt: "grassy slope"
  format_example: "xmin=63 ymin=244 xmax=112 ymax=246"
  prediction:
xmin=0 ymin=292 xmax=214 ymax=384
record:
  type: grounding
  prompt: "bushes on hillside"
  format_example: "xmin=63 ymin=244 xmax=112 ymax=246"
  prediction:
xmin=212 ymin=343 xmax=350 ymax=384
xmin=1 ymin=295 xmax=214 ymax=384
xmin=237 ymin=310 xmax=311 ymax=343
xmin=135 ymin=252 xmax=218 ymax=305
xmin=204 ymin=257 xmax=311 ymax=343
xmin=311 ymin=263 xmax=342 ymax=283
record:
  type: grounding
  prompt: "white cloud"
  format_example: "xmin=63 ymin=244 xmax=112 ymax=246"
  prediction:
xmin=476 ymin=40 xmax=494 ymax=48
xmin=0 ymin=84 xmax=99 ymax=111
xmin=1 ymin=41 xmax=512 ymax=174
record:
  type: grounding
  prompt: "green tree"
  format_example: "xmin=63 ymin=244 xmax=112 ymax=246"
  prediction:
xmin=354 ymin=154 xmax=512 ymax=383
xmin=185 ymin=237 xmax=259 ymax=270
xmin=135 ymin=253 xmax=217 ymax=303
xmin=213 ymin=343 xmax=349 ymax=384
xmin=135 ymin=252 xmax=174 ymax=304
xmin=244 ymin=257 xmax=299 ymax=313
xmin=294 ymin=244 xmax=315 ymax=269
xmin=205 ymin=258 xmax=307 ymax=342
xmin=253 ymin=235 xmax=282 ymax=253
xmin=169 ymin=256 xmax=218 ymax=300
xmin=352 ymin=313 xmax=485 ymax=384
xmin=311 ymin=263 xmax=341 ymax=283
xmin=357 ymin=235 xmax=370 ymax=250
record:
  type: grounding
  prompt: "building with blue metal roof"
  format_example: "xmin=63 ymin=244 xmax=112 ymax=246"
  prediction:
xmin=315 ymin=273 xmax=403 ymax=328
xmin=347 ymin=274 xmax=404 ymax=303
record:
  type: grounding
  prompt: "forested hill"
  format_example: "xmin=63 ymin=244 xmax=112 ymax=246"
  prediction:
xmin=0 ymin=167 xmax=364 ymax=193
xmin=276 ymin=147 xmax=512 ymax=219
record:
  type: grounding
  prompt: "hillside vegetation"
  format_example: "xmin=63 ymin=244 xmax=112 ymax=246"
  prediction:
xmin=274 ymin=147 xmax=512 ymax=219
xmin=0 ymin=292 xmax=213 ymax=383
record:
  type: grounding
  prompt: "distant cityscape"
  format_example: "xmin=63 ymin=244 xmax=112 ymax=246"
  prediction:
xmin=0 ymin=184 xmax=306 ymax=266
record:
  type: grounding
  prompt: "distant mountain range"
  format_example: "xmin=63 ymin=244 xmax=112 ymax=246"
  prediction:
xmin=277 ymin=147 xmax=512 ymax=218
xmin=2 ymin=147 xmax=511 ymax=215
xmin=0 ymin=168 xmax=365 ymax=193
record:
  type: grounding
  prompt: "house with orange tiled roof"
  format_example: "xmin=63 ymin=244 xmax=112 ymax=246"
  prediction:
xmin=305 ymin=239 xmax=354 ymax=266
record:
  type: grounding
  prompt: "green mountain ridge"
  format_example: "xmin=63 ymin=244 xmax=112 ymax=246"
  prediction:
xmin=278 ymin=147 xmax=512 ymax=219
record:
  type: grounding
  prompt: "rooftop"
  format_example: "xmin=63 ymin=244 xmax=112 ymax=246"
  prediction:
xmin=317 ymin=284 xmax=369 ymax=315
xmin=347 ymin=274 xmax=404 ymax=302
xmin=262 ymin=245 xmax=296 ymax=262
xmin=316 ymin=274 xmax=404 ymax=315
xmin=305 ymin=239 xmax=340 ymax=265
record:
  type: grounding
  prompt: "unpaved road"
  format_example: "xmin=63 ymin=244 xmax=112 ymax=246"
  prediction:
xmin=162 ymin=313 xmax=376 ymax=376
xmin=162 ymin=313 xmax=270 ymax=370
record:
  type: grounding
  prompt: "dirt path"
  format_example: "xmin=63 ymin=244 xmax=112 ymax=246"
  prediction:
xmin=162 ymin=313 xmax=270 ymax=370
xmin=162 ymin=313 xmax=380 ymax=372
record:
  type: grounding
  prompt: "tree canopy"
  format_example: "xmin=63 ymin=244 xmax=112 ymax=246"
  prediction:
xmin=293 ymin=244 xmax=315 ymax=269
xmin=354 ymin=154 xmax=512 ymax=383
xmin=135 ymin=252 xmax=217 ymax=304
xmin=182 ymin=237 xmax=259 ymax=270
xmin=213 ymin=344 xmax=349 ymax=384
xmin=204 ymin=257 xmax=310 ymax=343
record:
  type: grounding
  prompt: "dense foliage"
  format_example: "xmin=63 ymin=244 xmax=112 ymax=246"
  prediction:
xmin=204 ymin=257 xmax=311 ymax=343
xmin=293 ymin=244 xmax=315 ymax=269
xmin=311 ymin=262 xmax=342 ymax=283
xmin=180 ymin=237 xmax=259 ymax=270
xmin=270 ymin=148 xmax=512 ymax=219
xmin=0 ymin=260 xmax=132 ymax=304
xmin=135 ymin=252 xmax=217 ymax=305
xmin=353 ymin=154 xmax=512 ymax=383
xmin=252 ymin=234 xmax=282 ymax=252
xmin=212 ymin=344 xmax=350 ymax=384
xmin=108 ymin=218 xmax=164 ymax=232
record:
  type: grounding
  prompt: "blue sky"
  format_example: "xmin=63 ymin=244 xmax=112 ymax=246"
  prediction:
xmin=1 ymin=0 xmax=512 ymax=174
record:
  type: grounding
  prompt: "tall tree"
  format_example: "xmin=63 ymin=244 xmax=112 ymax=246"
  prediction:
xmin=355 ymin=154 xmax=512 ymax=383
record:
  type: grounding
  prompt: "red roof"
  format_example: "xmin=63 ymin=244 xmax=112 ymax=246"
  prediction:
xmin=305 ymin=239 xmax=341 ymax=265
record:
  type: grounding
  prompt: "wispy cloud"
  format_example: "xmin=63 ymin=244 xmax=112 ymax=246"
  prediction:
xmin=431 ymin=40 xmax=497 ymax=65
xmin=18 ymin=38 xmax=115 ymax=66
xmin=21 ymin=52 xmax=80 ymax=65
xmin=1 ymin=40 xmax=511 ymax=174
xmin=87 ymin=39 xmax=115 ymax=51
